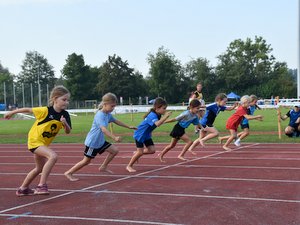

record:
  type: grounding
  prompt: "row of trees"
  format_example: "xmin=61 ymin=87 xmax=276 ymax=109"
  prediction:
xmin=0 ymin=36 xmax=297 ymax=107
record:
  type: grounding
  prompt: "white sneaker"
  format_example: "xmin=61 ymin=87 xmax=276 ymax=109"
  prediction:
xmin=234 ymin=139 xmax=241 ymax=147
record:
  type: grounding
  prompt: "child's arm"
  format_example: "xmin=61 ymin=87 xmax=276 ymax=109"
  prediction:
xmin=155 ymin=111 xmax=172 ymax=127
xmin=226 ymin=102 xmax=238 ymax=111
xmin=101 ymin=126 xmax=121 ymax=142
xmin=113 ymin=119 xmax=137 ymax=130
xmin=244 ymin=114 xmax=263 ymax=121
xmin=164 ymin=118 xmax=177 ymax=124
xmin=60 ymin=115 xmax=71 ymax=134
xmin=277 ymin=111 xmax=288 ymax=121
xmin=4 ymin=108 xmax=33 ymax=119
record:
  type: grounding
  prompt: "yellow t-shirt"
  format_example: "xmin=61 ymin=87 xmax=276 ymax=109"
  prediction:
xmin=27 ymin=106 xmax=71 ymax=150
xmin=194 ymin=91 xmax=203 ymax=100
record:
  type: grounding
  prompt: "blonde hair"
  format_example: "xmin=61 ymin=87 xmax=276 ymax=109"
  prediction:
xmin=240 ymin=95 xmax=250 ymax=105
xmin=98 ymin=92 xmax=118 ymax=110
xmin=48 ymin=85 xmax=70 ymax=106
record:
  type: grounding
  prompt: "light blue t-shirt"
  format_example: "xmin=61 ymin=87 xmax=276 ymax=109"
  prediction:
xmin=176 ymin=110 xmax=199 ymax=128
xmin=133 ymin=111 xmax=160 ymax=143
xmin=84 ymin=110 xmax=116 ymax=148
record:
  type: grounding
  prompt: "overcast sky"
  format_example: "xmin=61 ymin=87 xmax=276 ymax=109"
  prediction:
xmin=0 ymin=0 xmax=297 ymax=77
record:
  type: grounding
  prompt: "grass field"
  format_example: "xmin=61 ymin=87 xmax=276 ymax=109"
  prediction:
xmin=1 ymin=107 xmax=300 ymax=144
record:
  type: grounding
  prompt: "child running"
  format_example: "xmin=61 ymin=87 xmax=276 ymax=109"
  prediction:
xmin=5 ymin=85 xmax=72 ymax=196
xmin=126 ymin=97 xmax=172 ymax=172
xmin=220 ymin=95 xmax=263 ymax=151
xmin=158 ymin=99 xmax=202 ymax=162
xmin=188 ymin=93 xmax=237 ymax=152
xmin=64 ymin=93 xmax=136 ymax=181
xmin=233 ymin=94 xmax=261 ymax=146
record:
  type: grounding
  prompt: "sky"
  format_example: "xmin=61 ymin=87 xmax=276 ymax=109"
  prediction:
xmin=0 ymin=0 xmax=298 ymax=77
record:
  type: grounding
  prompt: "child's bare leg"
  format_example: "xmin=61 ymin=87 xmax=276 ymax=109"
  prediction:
xmin=64 ymin=156 xmax=91 ymax=181
xmin=187 ymin=139 xmax=200 ymax=159
xmin=218 ymin=135 xmax=229 ymax=144
xmin=178 ymin=135 xmax=193 ymax=160
xmin=238 ymin=128 xmax=249 ymax=141
xmin=19 ymin=154 xmax=46 ymax=189
xmin=126 ymin=148 xmax=144 ymax=172
xmin=223 ymin=130 xmax=236 ymax=151
xmin=158 ymin=138 xmax=177 ymax=162
xmin=201 ymin=127 xmax=219 ymax=146
xmin=99 ymin=145 xmax=118 ymax=174
xmin=34 ymin=146 xmax=58 ymax=186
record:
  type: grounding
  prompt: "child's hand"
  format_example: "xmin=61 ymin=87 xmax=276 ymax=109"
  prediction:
xmin=4 ymin=112 xmax=13 ymax=119
xmin=114 ymin=136 xmax=121 ymax=142
xmin=60 ymin=115 xmax=67 ymax=124
xmin=257 ymin=115 xmax=263 ymax=121
xmin=129 ymin=126 xmax=137 ymax=130
xmin=165 ymin=111 xmax=172 ymax=117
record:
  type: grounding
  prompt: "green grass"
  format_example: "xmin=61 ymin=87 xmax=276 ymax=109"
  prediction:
xmin=1 ymin=108 xmax=300 ymax=144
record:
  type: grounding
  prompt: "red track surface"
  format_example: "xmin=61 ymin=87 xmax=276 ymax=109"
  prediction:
xmin=0 ymin=143 xmax=300 ymax=225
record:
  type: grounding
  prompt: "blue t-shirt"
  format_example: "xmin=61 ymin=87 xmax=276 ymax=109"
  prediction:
xmin=84 ymin=110 xmax=116 ymax=148
xmin=133 ymin=111 xmax=160 ymax=142
xmin=176 ymin=110 xmax=199 ymax=128
xmin=241 ymin=105 xmax=256 ymax=125
xmin=286 ymin=109 xmax=300 ymax=127
xmin=200 ymin=102 xmax=227 ymax=127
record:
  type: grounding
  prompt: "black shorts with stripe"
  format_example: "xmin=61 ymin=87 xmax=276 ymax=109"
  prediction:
xmin=84 ymin=141 xmax=111 ymax=158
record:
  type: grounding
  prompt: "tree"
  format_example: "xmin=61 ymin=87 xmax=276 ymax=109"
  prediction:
xmin=62 ymin=53 xmax=98 ymax=101
xmin=147 ymin=46 xmax=183 ymax=103
xmin=215 ymin=36 xmax=275 ymax=97
xmin=185 ymin=57 xmax=217 ymax=101
xmin=0 ymin=62 xmax=14 ymax=106
xmin=16 ymin=51 xmax=56 ymax=106
xmin=96 ymin=54 xmax=147 ymax=104
xmin=17 ymin=51 xmax=56 ymax=86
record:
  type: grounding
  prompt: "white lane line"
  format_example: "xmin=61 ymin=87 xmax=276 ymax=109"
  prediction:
xmin=0 ymin=144 xmax=250 ymax=214
xmin=0 ymin=213 xmax=183 ymax=225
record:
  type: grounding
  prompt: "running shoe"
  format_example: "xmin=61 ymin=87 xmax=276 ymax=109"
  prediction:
xmin=34 ymin=184 xmax=50 ymax=195
xmin=16 ymin=187 xmax=35 ymax=197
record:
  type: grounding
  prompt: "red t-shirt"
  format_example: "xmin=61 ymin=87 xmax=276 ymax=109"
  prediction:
xmin=226 ymin=106 xmax=248 ymax=131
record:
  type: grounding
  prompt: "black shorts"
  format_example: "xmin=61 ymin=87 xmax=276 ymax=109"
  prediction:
xmin=29 ymin=147 xmax=38 ymax=153
xmin=240 ymin=123 xmax=250 ymax=129
xmin=170 ymin=123 xmax=185 ymax=139
xmin=84 ymin=141 xmax=111 ymax=158
xmin=135 ymin=139 xmax=154 ymax=148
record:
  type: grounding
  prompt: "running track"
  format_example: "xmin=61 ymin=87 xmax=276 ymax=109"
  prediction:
xmin=0 ymin=143 xmax=300 ymax=225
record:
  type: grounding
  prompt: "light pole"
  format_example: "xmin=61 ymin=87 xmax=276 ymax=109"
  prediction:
xmin=298 ymin=0 xmax=300 ymax=98
xmin=38 ymin=59 xmax=42 ymax=106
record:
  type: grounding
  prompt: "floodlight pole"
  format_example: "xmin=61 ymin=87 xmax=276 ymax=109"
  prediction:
xmin=38 ymin=59 xmax=42 ymax=106
xmin=298 ymin=0 xmax=300 ymax=98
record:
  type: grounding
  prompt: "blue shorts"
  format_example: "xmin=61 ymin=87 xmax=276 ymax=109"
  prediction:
xmin=240 ymin=123 xmax=250 ymax=129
